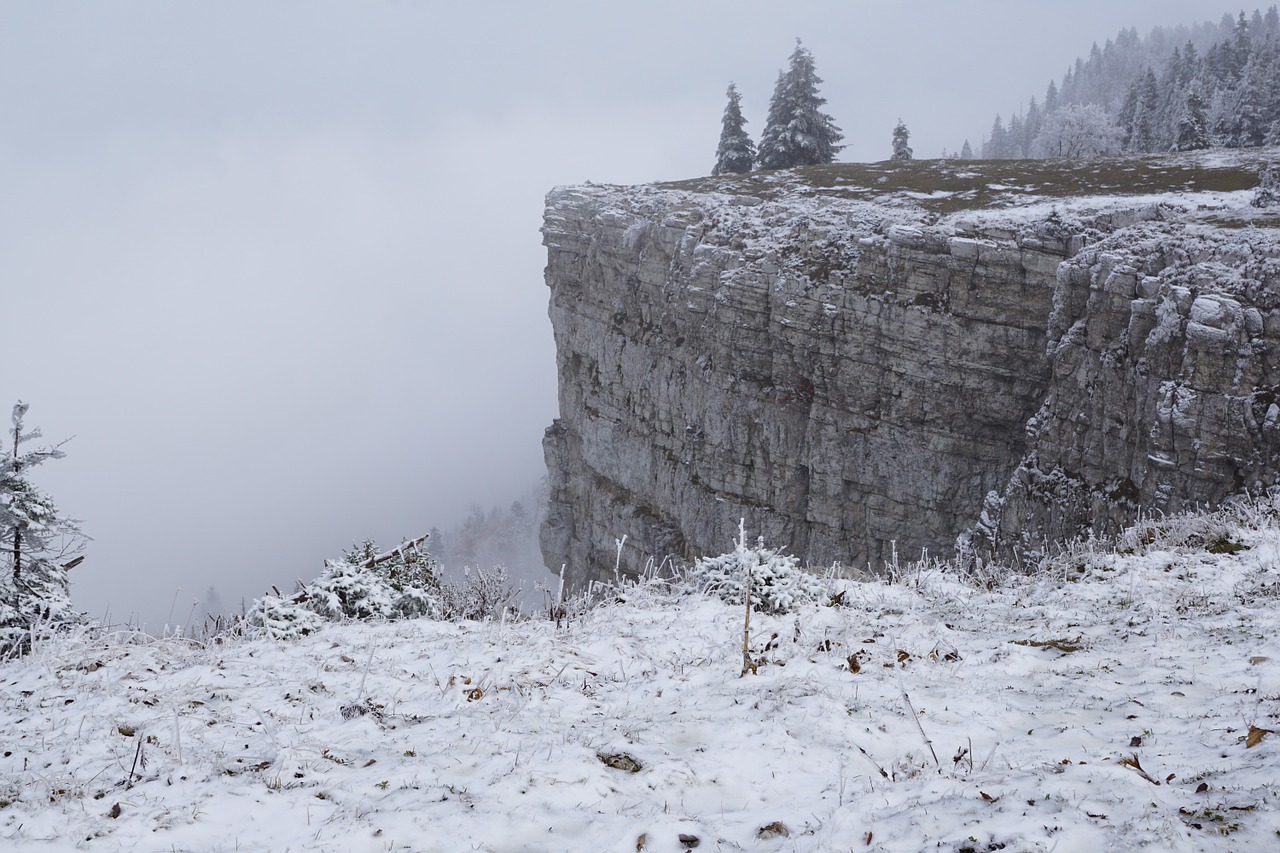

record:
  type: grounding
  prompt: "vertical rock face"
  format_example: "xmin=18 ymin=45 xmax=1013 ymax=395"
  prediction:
xmin=986 ymin=224 xmax=1280 ymax=555
xmin=541 ymin=158 xmax=1280 ymax=584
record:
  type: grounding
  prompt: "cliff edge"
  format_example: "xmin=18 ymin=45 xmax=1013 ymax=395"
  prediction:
xmin=541 ymin=152 xmax=1280 ymax=584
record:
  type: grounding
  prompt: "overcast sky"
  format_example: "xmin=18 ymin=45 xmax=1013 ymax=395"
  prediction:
xmin=0 ymin=0 xmax=1230 ymax=628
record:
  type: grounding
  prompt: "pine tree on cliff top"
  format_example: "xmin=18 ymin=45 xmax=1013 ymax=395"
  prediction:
xmin=890 ymin=119 xmax=913 ymax=161
xmin=757 ymin=40 xmax=843 ymax=169
xmin=712 ymin=83 xmax=755 ymax=175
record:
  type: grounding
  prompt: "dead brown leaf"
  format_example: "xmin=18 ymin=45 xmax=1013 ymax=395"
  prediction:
xmin=1246 ymin=725 xmax=1273 ymax=748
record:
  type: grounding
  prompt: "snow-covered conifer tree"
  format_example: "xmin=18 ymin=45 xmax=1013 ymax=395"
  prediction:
xmin=0 ymin=402 xmax=86 ymax=651
xmin=1174 ymin=89 xmax=1210 ymax=151
xmin=757 ymin=40 xmax=843 ymax=170
xmin=712 ymin=83 xmax=755 ymax=175
xmin=1024 ymin=97 xmax=1043 ymax=154
xmin=1008 ymin=113 xmax=1026 ymax=158
xmin=1121 ymin=68 xmax=1160 ymax=152
xmin=890 ymin=119 xmax=913 ymax=161
xmin=982 ymin=115 xmax=1009 ymax=159
xmin=1252 ymin=167 xmax=1279 ymax=208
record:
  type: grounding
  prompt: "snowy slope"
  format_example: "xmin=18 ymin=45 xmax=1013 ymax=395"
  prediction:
xmin=4 ymin=506 xmax=1280 ymax=852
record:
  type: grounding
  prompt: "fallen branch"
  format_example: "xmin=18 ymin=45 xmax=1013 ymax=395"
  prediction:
xmin=352 ymin=533 xmax=430 ymax=570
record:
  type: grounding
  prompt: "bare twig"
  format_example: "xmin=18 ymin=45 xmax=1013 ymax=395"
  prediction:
xmin=126 ymin=738 xmax=144 ymax=789
xmin=737 ymin=520 xmax=754 ymax=677
xmin=852 ymin=739 xmax=889 ymax=780
xmin=173 ymin=709 xmax=183 ymax=765
xmin=979 ymin=741 xmax=1000 ymax=771
xmin=1120 ymin=753 xmax=1162 ymax=785
xmin=902 ymin=690 xmax=939 ymax=768
xmin=740 ymin=574 xmax=753 ymax=677
xmin=357 ymin=642 xmax=376 ymax=701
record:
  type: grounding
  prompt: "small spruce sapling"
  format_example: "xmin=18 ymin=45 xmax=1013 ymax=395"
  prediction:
xmin=0 ymin=401 xmax=87 ymax=653
xmin=690 ymin=524 xmax=825 ymax=616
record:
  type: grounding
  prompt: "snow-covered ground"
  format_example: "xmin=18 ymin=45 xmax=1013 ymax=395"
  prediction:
xmin=4 ymin=505 xmax=1280 ymax=852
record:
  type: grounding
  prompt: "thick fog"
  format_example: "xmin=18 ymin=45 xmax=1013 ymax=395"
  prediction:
xmin=0 ymin=0 xmax=1224 ymax=627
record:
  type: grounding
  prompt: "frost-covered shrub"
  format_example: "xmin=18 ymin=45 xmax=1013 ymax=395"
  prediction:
xmin=246 ymin=592 xmax=326 ymax=640
xmin=1115 ymin=491 xmax=1280 ymax=555
xmin=329 ymin=539 xmax=442 ymax=620
xmin=688 ymin=529 xmax=825 ymax=614
xmin=440 ymin=565 xmax=518 ymax=622
xmin=247 ymin=538 xmax=443 ymax=639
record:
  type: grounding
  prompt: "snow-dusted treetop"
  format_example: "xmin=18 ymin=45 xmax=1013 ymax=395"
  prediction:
xmin=757 ymin=39 xmax=843 ymax=170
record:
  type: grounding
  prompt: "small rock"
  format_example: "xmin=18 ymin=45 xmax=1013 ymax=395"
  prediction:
xmin=678 ymin=834 xmax=700 ymax=849
xmin=599 ymin=752 xmax=642 ymax=773
xmin=757 ymin=821 xmax=790 ymax=839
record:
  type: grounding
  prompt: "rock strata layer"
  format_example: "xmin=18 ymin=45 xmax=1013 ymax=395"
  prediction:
xmin=541 ymin=155 xmax=1280 ymax=584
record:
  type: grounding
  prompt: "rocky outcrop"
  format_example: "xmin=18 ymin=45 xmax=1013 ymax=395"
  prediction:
xmin=985 ymin=222 xmax=1280 ymax=556
xmin=541 ymin=155 xmax=1280 ymax=584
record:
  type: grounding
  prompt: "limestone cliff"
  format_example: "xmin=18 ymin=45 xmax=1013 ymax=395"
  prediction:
xmin=541 ymin=153 xmax=1280 ymax=584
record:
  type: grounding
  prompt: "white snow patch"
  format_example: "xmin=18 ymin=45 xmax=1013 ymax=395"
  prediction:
xmin=4 ymin=507 xmax=1280 ymax=850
